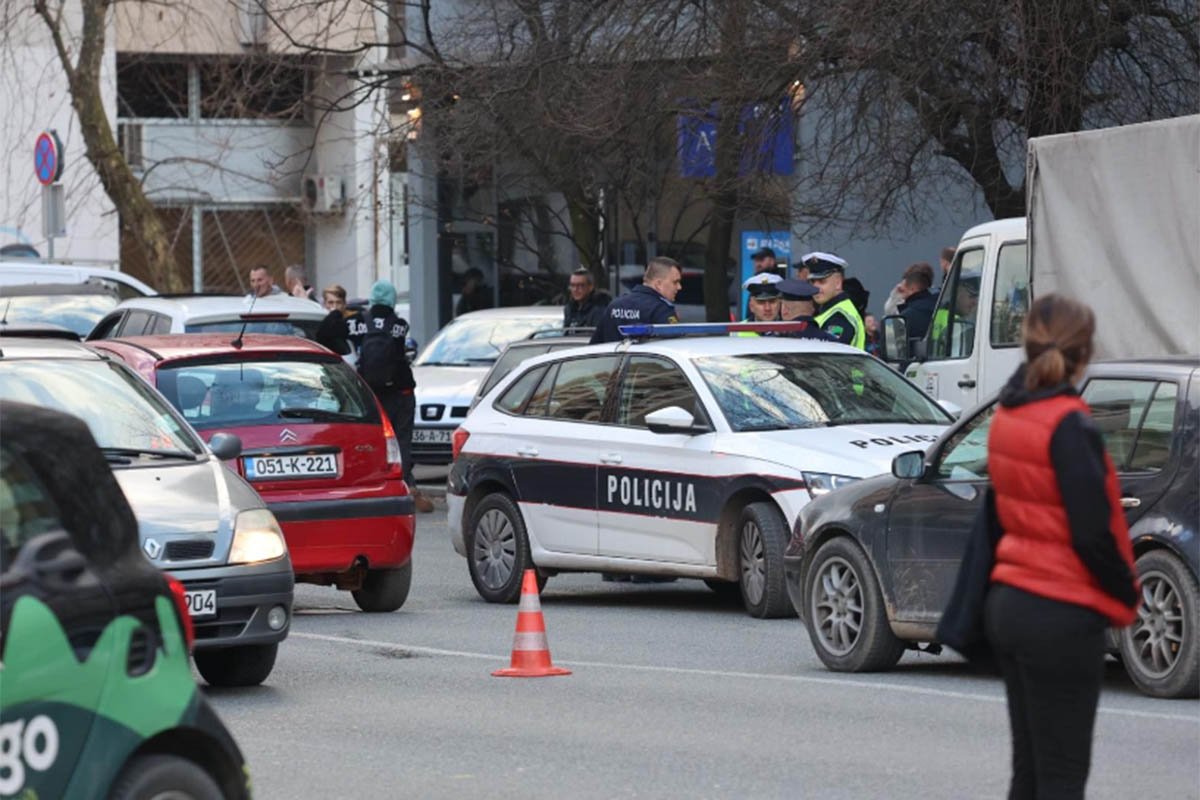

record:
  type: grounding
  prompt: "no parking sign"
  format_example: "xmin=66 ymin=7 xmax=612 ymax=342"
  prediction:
xmin=34 ymin=131 xmax=64 ymax=186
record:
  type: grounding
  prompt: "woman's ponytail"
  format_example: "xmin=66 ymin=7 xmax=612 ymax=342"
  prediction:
xmin=1022 ymin=295 xmax=1095 ymax=392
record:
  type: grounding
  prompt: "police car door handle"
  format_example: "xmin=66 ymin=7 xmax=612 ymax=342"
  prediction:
xmin=516 ymin=446 xmax=539 ymax=458
xmin=1120 ymin=496 xmax=1141 ymax=509
xmin=600 ymin=453 xmax=623 ymax=465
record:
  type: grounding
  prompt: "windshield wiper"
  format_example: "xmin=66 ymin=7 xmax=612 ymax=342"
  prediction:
xmin=279 ymin=408 xmax=361 ymax=422
xmin=101 ymin=446 xmax=197 ymax=461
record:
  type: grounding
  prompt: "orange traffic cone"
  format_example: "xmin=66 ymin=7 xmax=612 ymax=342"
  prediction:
xmin=492 ymin=570 xmax=571 ymax=678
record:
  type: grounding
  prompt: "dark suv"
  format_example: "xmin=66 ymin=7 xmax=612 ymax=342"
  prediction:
xmin=0 ymin=401 xmax=250 ymax=799
xmin=786 ymin=358 xmax=1199 ymax=699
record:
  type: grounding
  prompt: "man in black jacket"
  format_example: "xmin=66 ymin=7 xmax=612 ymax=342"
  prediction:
xmin=590 ymin=257 xmax=682 ymax=344
xmin=563 ymin=267 xmax=608 ymax=330
xmin=896 ymin=261 xmax=938 ymax=343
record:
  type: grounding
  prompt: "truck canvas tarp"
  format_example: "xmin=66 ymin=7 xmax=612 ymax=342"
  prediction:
xmin=1027 ymin=114 xmax=1200 ymax=359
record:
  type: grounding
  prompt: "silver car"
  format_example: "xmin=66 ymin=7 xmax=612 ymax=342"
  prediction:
xmin=0 ymin=337 xmax=293 ymax=687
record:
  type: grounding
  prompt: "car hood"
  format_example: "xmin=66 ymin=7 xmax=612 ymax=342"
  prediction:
xmin=413 ymin=365 xmax=489 ymax=408
xmin=717 ymin=422 xmax=948 ymax=478
xmin=113 ymin=456 xmax=262 ymax=570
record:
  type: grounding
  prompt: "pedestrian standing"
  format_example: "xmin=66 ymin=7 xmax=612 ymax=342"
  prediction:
xmin=985 ymin=294 xmax=1138 ymax=799
xmin=939 ymin=246 xmax=956 ymax=286
xmin=801 ymin=252 xmax=866 ymax=349
xmin=285 ymin=264 xmax=318 ymax=302
xmin=864 ymin=314 xmax=880 ymax=355
xmin=895 ymin=262 xmax=938 ymax=342
xmin=247 ymin=265 xmax=282 ymax=298
xmin=563 ymin=267 xmax=608 ymax=330
xmin=590 ymin=257 xmax=682 ymax=344
xmin=774 ymin=278 xmax=831 ymax=340
xmin=350 ymin=280 xmax=434 ymax=514
xmin=315 ymin=284 xmax=353 ymax=355
xmin=742 ymin=273 xmax=782 ymax=321
xmin=455 ymin=268 xmax=492 ymax=316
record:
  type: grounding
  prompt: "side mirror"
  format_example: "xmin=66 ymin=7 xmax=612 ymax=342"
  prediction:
xmin=406 ymin=337 xmax=419 ymax=363
xmin=644 ymin=406 xmax=704 ymax=435
xmin=209 ymin=432 xmax=243 ymax=461
xmin=891 ymin=450 xmax=926 ymax=480
xmin=881 ymin=315 xmax=910 ymax=363
xmin=938 ymin=399 xmax=962 ymax=419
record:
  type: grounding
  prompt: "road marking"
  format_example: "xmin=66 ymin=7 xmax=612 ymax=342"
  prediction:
xmin=291 ymin=632 xmax=1198 ymax=724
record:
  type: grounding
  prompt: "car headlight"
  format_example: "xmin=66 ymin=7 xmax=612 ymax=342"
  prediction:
xmin=801 ymin=472 xmax=859 ymax=499
xmin=229 ymin=509 xmax=287 ymax=564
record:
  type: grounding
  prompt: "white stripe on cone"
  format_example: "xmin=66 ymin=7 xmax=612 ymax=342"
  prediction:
xmin=518 ymin=593 xmax=542 ymax=613
xmin=512 ymin=631 xmax=549 ymax=651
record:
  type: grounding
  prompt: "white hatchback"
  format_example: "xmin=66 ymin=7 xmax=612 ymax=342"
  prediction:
xmin=86 ymin=294 xmax=328 ymax=340
xmin=447 ymin=333 xmax=954 ymax=617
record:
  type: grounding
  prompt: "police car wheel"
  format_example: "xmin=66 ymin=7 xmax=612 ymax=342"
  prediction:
xmin=467 ymin=493 xmax=535 ymax=603
xmin=804 ymin=537 xmax=904 ymax=672
xmin=110 ymin=754 xmax=222 ymax=800
xmin=1118 ymin=551 xmax=1199 ymax=699
xmin=353 ymin=561 xmax=413 ymax=612
xmin=737 ymin=502 xmax=792 ymax=619
xmin=194 ymin=643 xmax=278 ymax=687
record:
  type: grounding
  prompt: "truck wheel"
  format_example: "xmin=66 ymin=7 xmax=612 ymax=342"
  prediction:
xmin=804 ymin=537 xmax=904 ymax=672
xmin=194 ymin=643 xmax=278 ymax=688
xmin=353 ymin=562 xmax=413 ymax=612
xmin=110 ymin=755 xmax=222 ymax=800
xmin=737 ymin=502 xmax=792 ymax=618
xmin=1119 ymin=550 xmax=1199 ymax=699
xmin=467 ymin=493 xmax=535 ymax=604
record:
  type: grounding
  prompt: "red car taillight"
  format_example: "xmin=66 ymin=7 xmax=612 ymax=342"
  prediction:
xmin=165 ymin=575 xmax=195 ymax=652
xmin=452 ymin=427 xmax=470 ymax=461
xmin=379 ymin=408 xmax=404 ymax=476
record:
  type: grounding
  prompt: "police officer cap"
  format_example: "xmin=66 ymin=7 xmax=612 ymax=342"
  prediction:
xmin=743 ymin=272 xmax=782 ymax=299
xmin=799 ymin=251 xmax=848 ymax=279
xmin=777 ymin=278 xmax=818 ymax=300
xmin=751 ymin=246 xmax=777 ymax=260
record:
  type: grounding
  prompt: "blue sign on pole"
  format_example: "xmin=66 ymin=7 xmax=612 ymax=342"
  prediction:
xmin=34 ymin=131 xmax=63 ymax=186
xmin=739 ymin=231 xmax=790 ymax=314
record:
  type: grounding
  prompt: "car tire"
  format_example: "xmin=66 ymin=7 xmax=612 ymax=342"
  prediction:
xmin=737 ymin=502 xmax=792 ymax=619
xmin=194 ymin=643 xmax=278 ymax=688
xmin=353 ymin=562 xmax=413 ymax=612
xmin=110 ymin=755 xmax=222 ymax=800
xmin=804 ymin=537 xmax=905 ymax=672
xmin=467 ymin=493 xmax=534 ymax=604
xmin=1119 ymin=550 xmax=1199 ymax=699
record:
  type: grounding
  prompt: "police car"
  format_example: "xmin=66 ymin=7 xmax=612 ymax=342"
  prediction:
xmin=447 ymin=323 xmax=954 ymax=617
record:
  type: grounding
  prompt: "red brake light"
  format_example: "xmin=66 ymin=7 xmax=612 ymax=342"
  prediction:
xmin=452 ymin=427 xmax=470 ymax=461
xmin=165 ymin=575 xmax=195 ymax=652
xmin=379 ymin=405 xmax=403 ymax=476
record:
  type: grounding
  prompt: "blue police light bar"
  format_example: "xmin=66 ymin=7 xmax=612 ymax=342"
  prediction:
xmin=618 ymin=321 xmax=815 ymax=337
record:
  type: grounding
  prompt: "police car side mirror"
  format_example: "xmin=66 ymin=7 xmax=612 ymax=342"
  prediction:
xmin=645 ymin=406 xmax=703 ymax=435
xmin=209 ymin=432 xmax=242 ymax=461
xmin=891 ymin=450 xmax=926 ymax=480
xmin=881 ymin=316 xmax=909 ymax=363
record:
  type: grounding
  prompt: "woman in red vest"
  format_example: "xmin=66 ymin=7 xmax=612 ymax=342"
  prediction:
xmin=985 ymin=294 xmax=1139 ymax=799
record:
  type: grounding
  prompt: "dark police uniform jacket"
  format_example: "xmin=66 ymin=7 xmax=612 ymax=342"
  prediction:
xmin=775 ymin=316 xmax=835 ymax=341
xmin=590 ymin=285 xmax=679 ymax=344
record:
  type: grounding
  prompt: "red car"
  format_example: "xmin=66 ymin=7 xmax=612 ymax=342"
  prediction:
xmin=92 ymin=333 xmax=415 ymax=612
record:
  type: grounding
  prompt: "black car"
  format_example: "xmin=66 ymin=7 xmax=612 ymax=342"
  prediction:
xmin=784 ymin=358 xmax=1199 ymax=699
xmin=0 ymin=401 xmax=250 ymax=798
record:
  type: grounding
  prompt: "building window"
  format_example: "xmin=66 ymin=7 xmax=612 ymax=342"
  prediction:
xmin=199 ymin=59 xmax=309 ymax=120
xmin=117 ymin=57 xmax=189 ymax=119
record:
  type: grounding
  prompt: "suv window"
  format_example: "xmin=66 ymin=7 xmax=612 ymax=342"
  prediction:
xmin=615 ymin=356 xmax=703 ymax=427
xmin=495 ymin=365 xmax=547 ymax=414
xmin=119 ymin=309 xmax=153 ymax=336
xmin=0 ymin=447 xmax=64 ymax=571
xmin=929 ymin=247 xmax=983 ymax=360
xmin=937 ymin=404 xmax=995 ymax=480
xmin=546 ymin=356 xmax=619 ymax=422
xmin=89 ymin=312 xmax=125 ymax=340
xmin=990 ymin=242 xmax=1028 ymax=347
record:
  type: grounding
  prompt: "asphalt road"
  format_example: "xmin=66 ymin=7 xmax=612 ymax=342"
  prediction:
xmin=206 ymin=499 xmax=1200 ymax=799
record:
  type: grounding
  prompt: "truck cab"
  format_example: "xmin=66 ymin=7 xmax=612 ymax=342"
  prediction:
xmin=884 ymin=217 xmax=1029 ymax=413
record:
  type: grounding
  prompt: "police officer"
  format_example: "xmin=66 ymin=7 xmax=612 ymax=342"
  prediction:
xmin=802 ymin=252 xmax=867 ymax=349
xmin=777 ymin=278 xmax=834 ymax=340
xmin=743 ymin=273 xmax=782 ymax=321
xmin=590 ymin=257 xmax=682 ymax=344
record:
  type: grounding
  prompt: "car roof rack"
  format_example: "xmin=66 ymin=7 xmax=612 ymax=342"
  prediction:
xmin=617 ymin=321 xmax=817 ymax=339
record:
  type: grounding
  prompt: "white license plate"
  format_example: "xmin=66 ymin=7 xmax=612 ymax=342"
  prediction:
xmin=185 ymin=589 xmax=217 ymax=619
xmin=413 ymin=429 xmax=453 ymax=445
xmin=245 ymin=453 xmax=337 ymax=480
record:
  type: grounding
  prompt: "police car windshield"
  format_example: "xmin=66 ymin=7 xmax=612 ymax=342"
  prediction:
xmin=0 ymin=360 xmax=205 ymax=456
xmin=415 ymin=317 xmax=559 ymax=367
xmin=695 ymin=353 xmax=949 ymax=432
xmin=155 ymin=358 xmax=379 ymax=431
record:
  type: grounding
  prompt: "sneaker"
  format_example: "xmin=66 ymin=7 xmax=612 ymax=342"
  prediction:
xmin=411 ymin=488 xmax=435 ymax=513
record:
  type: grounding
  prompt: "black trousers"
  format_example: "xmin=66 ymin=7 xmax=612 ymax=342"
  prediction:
xmin=379 ymin=390 xmax=415 ymax=486
xmin=984 ymin=583 xmax=1108 ymax=800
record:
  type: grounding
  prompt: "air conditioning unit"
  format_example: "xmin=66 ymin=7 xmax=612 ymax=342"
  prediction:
xmin=302 ymin=174 xmax=345 ymax=214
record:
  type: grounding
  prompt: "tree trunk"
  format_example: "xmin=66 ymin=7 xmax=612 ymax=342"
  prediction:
xmin=566 ymin=190 xmax=601 ymax=276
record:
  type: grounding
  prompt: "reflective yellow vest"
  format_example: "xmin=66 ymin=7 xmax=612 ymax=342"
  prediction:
xmin=815 ymin=298 xmax=866 ymax=350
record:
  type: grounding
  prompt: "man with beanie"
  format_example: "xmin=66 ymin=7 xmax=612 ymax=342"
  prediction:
xmin=349 ymin=280 xmax=434 ymax=513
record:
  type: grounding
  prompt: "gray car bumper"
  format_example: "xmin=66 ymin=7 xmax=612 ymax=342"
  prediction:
xmin=170 ymin=560 xmax=294 ymax=650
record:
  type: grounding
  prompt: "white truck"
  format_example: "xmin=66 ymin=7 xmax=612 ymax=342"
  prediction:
xmin=886 ymin=114 xmax=1200 ymax=410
